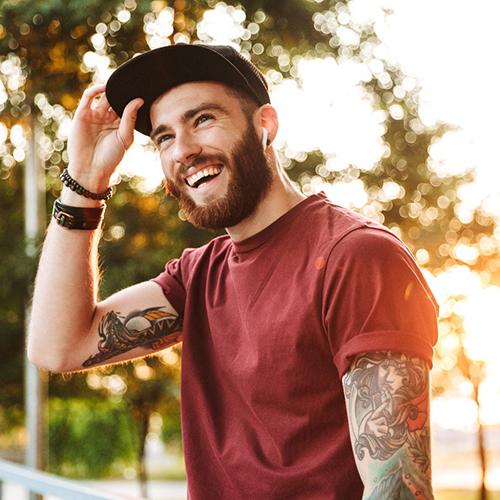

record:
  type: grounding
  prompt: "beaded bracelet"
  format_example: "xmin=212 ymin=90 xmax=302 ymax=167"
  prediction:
xmin=53 ymin=199 xmax=106 ymax=230
xmin=60 ymin=168 xmax=113 ymax=201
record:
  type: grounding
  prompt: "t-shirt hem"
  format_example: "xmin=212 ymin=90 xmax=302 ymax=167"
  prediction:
xmin=333 ymin=329 xmax=435 ymax=378
xmin=150 ymin=276 xmax=186 ymax=317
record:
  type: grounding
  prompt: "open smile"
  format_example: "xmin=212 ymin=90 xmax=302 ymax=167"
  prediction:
xmin=185 ymin=165 xmax=223 ymax=189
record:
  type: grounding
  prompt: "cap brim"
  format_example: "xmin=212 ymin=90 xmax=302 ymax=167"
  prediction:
xmin=106 ymin=44 xmax=254 ymax=136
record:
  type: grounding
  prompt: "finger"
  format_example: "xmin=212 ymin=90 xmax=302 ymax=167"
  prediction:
xmin=94 ymin=91 xmax=113 ymax=112
xmin=117 ymin=98 xmax=144 ymax=149
xmin=78 ymin=84 xmax=107 ymax=110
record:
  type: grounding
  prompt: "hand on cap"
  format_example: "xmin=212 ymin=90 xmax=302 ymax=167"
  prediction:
xmin=67 ymin=83 xmax=144 ymax=192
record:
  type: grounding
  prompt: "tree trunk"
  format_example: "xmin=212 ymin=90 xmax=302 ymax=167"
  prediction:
xmin=24 ymin=113 xmax=48 ymax=500
xmin=478 ymin=420 xmax=487 ymax=500
xmin=472 ymin=375 xmax=487 ymax=500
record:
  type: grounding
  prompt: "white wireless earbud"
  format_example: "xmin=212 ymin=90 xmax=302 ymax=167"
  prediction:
xmin=261 ymin=127 xmax=269 ymax=150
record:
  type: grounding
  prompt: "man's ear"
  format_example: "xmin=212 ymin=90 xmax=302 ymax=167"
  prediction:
xmin=256 ymin=105 xmax=279 ymax=148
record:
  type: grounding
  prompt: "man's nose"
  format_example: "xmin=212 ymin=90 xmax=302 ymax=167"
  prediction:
xmin=173 ymin=131 xmax=202 ymax=165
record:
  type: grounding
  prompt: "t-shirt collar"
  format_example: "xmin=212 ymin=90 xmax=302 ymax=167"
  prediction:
xmin=231 ymin=193 xmax=327 ymax=254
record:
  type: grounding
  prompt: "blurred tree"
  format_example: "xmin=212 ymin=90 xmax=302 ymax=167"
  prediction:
xmin=124 ymin=354 xmax=182 ymax=497
xmin=432 ymin=304 xmax=489 ymax=500
xmin=49 ymin=397 xmax=138 ymax=477
xmin=46 ymin=182 xmax=207 ymax=490
xmin=49 ymin=347 xmax=182 ymax=493
xmin=2 ymin=0 xmax=499 ymax=493
xmin=0 ymin=155 xmax=33 ymax=445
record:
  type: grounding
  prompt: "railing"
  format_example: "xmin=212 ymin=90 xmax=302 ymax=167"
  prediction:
xmin=0 ymin=459 xmax=133 ymax=500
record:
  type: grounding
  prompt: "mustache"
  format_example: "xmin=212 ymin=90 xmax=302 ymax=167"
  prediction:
xmin=177 ymin=153 xmax=230 ymax=176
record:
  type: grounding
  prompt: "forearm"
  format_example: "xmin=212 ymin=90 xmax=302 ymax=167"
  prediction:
xmin=28 ymin=190 xmax=104 ymax=371
xmin=343 ymin=351 xmax=435 ymax=500
xmin=356 ymin=439 xmax=434 ymax=499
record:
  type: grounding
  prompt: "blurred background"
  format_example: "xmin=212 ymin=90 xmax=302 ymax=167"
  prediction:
xmin=1 ymin=0 xmax=500 ymax=499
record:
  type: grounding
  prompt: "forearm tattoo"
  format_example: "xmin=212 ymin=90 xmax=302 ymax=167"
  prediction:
xmin=343 ymin=351 xmax=433 ymax=499
xmin=83 ymin=307 xmax=183 ymax=368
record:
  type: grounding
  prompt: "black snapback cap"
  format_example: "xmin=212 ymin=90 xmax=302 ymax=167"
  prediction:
xmin=106 ymin=43 xmax=271 ymax=136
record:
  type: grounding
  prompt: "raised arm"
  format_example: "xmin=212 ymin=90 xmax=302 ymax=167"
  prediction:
xmin=342 ymin=351 xmax=434 ymax=500
xmin=28 ymin=85 xmax=182 ymax=373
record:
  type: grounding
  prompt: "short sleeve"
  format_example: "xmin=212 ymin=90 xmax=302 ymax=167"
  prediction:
xmin=151 ymin=257 xmax=187 ymax=318
xmin=323 ymin=228 xmax=439 ymax=378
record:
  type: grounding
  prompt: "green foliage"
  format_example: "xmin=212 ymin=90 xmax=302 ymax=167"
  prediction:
xmin=0 ymin=161 xmax=37 ymax=432
xmin=49 ymin=397 xmax=138 ymax=478
xmin=49 ymin=347 xmax=184 ymax=477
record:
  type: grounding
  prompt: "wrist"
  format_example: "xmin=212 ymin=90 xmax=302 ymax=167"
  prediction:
xmin=60 ymin=168 xmax=113 ymax=204
xmin=60 ymin=187 xmax=106 ymax=208
xmin=53 ymin=199 xmax=106 ymax=230
xmin=66 ymin=166 xmax=111 ymax=194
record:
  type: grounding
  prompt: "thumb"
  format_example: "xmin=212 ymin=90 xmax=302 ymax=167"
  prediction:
xmin=117 ymin=98 xmax=144 ymax=150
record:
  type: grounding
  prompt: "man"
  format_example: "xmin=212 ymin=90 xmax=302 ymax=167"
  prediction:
xmin=28 ymin=44 xmax=438 ymax=499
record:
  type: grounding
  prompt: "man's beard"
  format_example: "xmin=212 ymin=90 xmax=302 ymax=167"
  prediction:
xmin=165 ymin=125 xmax=274 ymax=231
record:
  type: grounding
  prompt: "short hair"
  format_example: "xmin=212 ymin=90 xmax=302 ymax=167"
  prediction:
xmin=224 ymin=84 xmax=261 ymax=123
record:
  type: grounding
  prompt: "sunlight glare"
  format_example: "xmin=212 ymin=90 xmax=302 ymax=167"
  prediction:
xmin=321 ymin=179 xmax=368 ymax=209
xmin=382 ymin=0 xmax=500 ymax=208
xmin=272 ymin=58 xmax=385 ymax=171
xmin=116 ymin=137 xmax=163 ymax=194
xmin=428 ymin=130 xmax=475 ymax=178
xmin=197 ymin=3 xmax=246 ymax=44
xmin=432 ymin=397 xmax=478 ymax=431
xmin=462 ymin=285 xmax=500 ymax=362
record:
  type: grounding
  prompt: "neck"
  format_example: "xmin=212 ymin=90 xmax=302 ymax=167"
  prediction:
xmin=226 ymin=158 xmax=306 ymax=242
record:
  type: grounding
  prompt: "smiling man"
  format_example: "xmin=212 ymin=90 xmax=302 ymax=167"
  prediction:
xmin=28 ymin=44 xmax=439 ymax=499
xmin=150 ymin=81 xmax=277 ymax=233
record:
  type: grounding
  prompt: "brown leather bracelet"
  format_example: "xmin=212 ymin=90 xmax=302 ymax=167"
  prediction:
xmin=53 ymin=199 xmax=106 ymax=230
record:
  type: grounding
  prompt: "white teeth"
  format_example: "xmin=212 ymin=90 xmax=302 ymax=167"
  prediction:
xmin=186 ymin=166 xmax=222 ymax=187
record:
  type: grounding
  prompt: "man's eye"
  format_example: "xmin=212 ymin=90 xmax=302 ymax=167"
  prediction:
xmin=196 ymin=114 xmax=214 ymax=126
xmin=157 ymin=134 xmax=173 ymax=145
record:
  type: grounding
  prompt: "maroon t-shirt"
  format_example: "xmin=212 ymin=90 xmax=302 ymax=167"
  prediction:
xmin=153 ymin=193 xmax=438 ymax=499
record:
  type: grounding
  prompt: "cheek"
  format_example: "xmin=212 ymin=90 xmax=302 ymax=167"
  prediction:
xmin=159 ymin=156 xmax=176 ymax=181
xmin=203 ymin=126 xmax=240 ymax=150
xmin=393 ymin=374 xmax=405 ymax=390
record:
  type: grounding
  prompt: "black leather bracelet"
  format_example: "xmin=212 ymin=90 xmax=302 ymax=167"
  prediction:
xmin=60 ymin=168 xmax=113 ymax=201
xmin=53 ymin=199 xmax=106 ymax=230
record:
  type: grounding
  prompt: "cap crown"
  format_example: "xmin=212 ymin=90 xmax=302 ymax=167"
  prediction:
xmin=106 ymin=43 xmax=270 ymax=136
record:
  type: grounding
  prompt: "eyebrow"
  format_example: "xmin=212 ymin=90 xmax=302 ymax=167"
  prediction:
xmin=150 ymin=102 xmax=230 ymax=142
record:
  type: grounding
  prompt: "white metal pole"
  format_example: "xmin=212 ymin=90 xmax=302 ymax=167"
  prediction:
xmin=24 ymin=115 xmax=48 ymax=500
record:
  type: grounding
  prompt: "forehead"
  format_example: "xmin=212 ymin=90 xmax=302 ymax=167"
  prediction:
xmin=150 ymin=81 xmax=243 ymax=122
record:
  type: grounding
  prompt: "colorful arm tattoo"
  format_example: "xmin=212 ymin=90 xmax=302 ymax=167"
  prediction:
xmin=343 ymin=351 xmax=434 ymax=500
xmin=82 ymin=307 xmax=183 ymax=368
